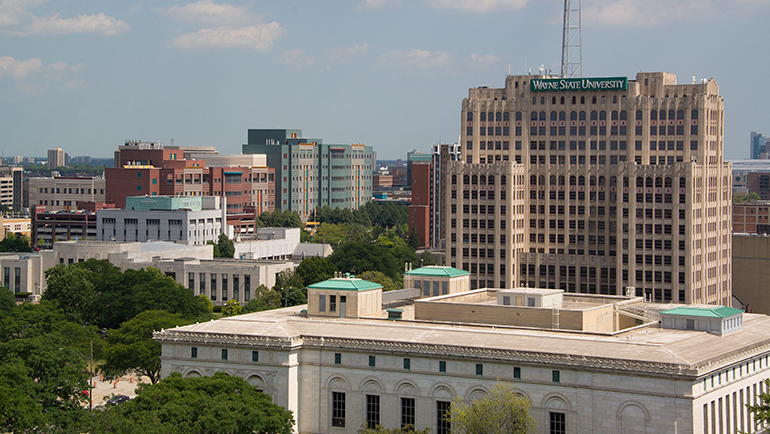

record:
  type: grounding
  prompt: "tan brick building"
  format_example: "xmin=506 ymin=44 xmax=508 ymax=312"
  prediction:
xmin=445 ymin=72 xmax=731 ymax=305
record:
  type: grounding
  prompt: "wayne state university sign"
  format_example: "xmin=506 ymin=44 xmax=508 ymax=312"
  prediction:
xmin=530 ymin=77 xmax=628 ymax=92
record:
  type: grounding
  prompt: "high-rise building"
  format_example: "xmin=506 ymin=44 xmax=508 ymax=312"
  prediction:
xmin=0 ymin=166 xmax=23 ymax=211
xmin=446 ymin=72 xmax=731 ymax=305
xmin=242 ymin=129 xmax=374 ymax=220
xmin=750 ymin=132 xmax=768 ymax=159
xmin=47 ymin=148 xmax=66 ymax=170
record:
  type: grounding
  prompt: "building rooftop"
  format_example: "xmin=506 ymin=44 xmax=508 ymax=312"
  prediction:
xmin=660 ymin=306 xmax=744 ymax=318
xmin=404 ymin=265 xmax=469 ymax=277
xmin=307 ymin=277 xmax=383 ymax=292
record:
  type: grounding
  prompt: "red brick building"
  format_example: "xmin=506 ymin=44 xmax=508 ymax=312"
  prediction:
xmin=408 ymin=162 xmax=432 ymax=248
xmin=733 ymin=203 xmax=770 ymax=234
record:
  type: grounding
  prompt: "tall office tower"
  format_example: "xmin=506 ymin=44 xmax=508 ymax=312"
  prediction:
xmin=47 ymin=148 xmax=66 ymax=170
xmin=750 ymin=131 xmax=768 ymax=159
xmin=242 ymin=129 xmax=374 ymax=220
xmin=446 ymin=72 xmax=731 ymax=305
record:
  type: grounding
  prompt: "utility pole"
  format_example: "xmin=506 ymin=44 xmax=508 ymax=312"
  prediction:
xmin=561 ymin=0 xmax=582 ymax=78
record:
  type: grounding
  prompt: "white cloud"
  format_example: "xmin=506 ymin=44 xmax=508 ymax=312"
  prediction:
xmin=279 ymin=49 xmax=316 ymax=68
xmin=583 ymin=0 xmax=710 ymax=27
xmin=331 ymin=43 xmax=369 ymax=61
xmin=470 ymin=53 xmax=501 ymax=64
xmin=356 ymin=0 xmax=401 ymax=11
xmin=381 ymin=49 xmax=452 ymax=68
xmin=161 ymin=0 xmax=257 ymax=25
xmin=425 ymin=0 xmax=528 ymax=13
xmin=0 ymin=56 xmax=84 ymax=93
xmin=170 ymin=23 xmax=284 ymax=50
xmin=0 ymin=0 xmax=129 ymax=35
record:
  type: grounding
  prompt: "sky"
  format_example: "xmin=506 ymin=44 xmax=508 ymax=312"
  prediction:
xmin=1 ymin=0 xmax=769 ymax=161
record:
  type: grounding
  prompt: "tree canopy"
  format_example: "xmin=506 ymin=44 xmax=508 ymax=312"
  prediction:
xmin=89 ymin=372 xmax=294 ymax=434
xmin=209 ymin=233 xmax=235 ymax=258
xmin=0 ymin=233 xmax=32 ymax=253
xmin=449 ymin=382 xmax=537 ymax=434
xmin=258 ymin=209 xmax=303 ymax=228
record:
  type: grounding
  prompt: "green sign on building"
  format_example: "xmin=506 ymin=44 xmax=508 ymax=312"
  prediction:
xmin=530 ymin=77 xmax=628 ymax=92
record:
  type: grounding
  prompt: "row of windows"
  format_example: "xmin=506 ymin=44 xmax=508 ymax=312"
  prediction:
xmin=191 ymin=347 xmax=259 ymax=363
xmin=468 ymin=108 xmax=700 ymax=123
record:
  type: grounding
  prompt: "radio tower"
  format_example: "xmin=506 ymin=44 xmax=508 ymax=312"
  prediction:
xmin=560 ymin=0 xmax=582 ymax=78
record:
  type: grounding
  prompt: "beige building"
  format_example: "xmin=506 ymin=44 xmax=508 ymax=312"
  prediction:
xmin=156 ymin=272 xmax=769 ymax=434
xmin=732 ymin=233 xmax=770 ymax=314
xmin=0 ymin=166 xmax=23 ymax=211
xmin=28 ymin=176 xmax=106 ymax=210
xmin=47 ymin=148 xmax=66 ymax=169
xmin=446 ymin=72 xmax=731 ymax=306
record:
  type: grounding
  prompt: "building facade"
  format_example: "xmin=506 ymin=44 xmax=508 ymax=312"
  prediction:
xmin=0 ymin=166 xmax=23 ymax=211
xmin=47 ymin=148 xmax=66 ymax=169
xmin=242 ymin=129 xmax=374 ymax=220
xmin=32 ymin=210 xmax=99 ymax=248
xmin=28 ymin=176 xmax=106 ymax=211
xmin=446 ymin=72 xmax=731 ymax=305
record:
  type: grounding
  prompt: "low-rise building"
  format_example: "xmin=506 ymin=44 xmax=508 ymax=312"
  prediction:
xmin=28 ymin=176 xmax=106 ymax=211
xmin=233 ymin=227 xmax=300 ymax=260
xmin=733 ymin=202 xmax=770 ymax=234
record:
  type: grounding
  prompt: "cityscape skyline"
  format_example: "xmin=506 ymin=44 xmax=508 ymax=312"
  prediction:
xmin=1 ymin=0 xmax=769 ymax=160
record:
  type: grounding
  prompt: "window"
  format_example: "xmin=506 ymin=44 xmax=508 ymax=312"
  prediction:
xmin=335 ymin=353 xmax=342 ymax=365
xmin=514 ymin=366 xmax=521 ymax=379
xmin=319 ymin=294 xmax=326 ymax=312
xmin=437 ymin=401 xmax=451 ymax=434
xmin=332 ymin=392 xmax=346 ymax=427
xmin=550 ymin=412 xmax=566 ymax=434
xmin=330 ymin=295 xmax=337 ymax=312
xmin=221 ymin=349 xmax=228 ymax=360
xmin=404 ymin=358 xmax=411 ymax=371
xmin=401 ymin=397 xmax=416 ymax=429
xmin=191 ymin=347 xmax=197 ymax=358
xmin=366 ymin=395 xmax=381 ymax=428
xmin=439 ymin=360 xmax=446 ymax=373
xmin=552 ymin=370 xmax=560 ymax=383
xmin=252 ymin=351 xmax=259 ymax=362
xmin=476 ymin=363 xmax=483 ymax=376
xmin=369 ymin=355 xmax=376 ymax=367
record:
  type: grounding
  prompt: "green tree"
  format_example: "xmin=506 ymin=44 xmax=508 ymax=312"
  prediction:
xmin=449 ymin=382 xmax=537 ymax=434
xmin=244 ymin=285 xmax=282 ymax=312
xmin=358 ymin=271 xmax=399 ymax=292
xmin=733 ymin=192 xmax=760 ymax=204
xmin=273 ymin=269 xmax=306 ymax=307
xmin=330 ymin=242 xmax=412 ymax=281
xmin=88 ymin=372 xmax=294 ymax=434
xmin=102 ymin=310 xmax=190 ymax=384
xmin=419 ymin=250 xmax=438 ymax=266
xmin=211 ymin=233 xmax=235 ymax=258
xmin=747 ymin=378 xmax=770 ymax=430
xmin=0 ymin=289 xmax=14 ymax=315
xmin=43 ymin=263 xmax=99 ymax=324
xmin=0 ymin=233 xmax=32 ymax=252
xmin=406 ymin=225 xmax=422 ymax=250
xmin=296 ymin=256 xmax=337 ymax=287
xmin=222 ymin=299 xmax=242 ymax=316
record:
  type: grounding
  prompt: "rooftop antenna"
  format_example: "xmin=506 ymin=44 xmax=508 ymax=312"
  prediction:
xmin=561 ymin=0 xmax=582 ymax=78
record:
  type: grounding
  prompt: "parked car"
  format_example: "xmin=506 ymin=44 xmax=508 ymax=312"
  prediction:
xmin=106 ymin=394 xmax=129 ymax=405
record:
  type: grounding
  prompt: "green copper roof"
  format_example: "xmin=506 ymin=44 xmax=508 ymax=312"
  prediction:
xmin=404 ymin=266 xmax=469 ymax=277
xmin=307 ymin=278 xmax=382 ymax=292
xmin=659 ymin=306 xmax=743 ymax=318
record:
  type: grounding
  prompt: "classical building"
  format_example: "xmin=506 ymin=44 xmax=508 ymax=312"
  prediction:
xmin=28 ymin=176 xmax=106 ymax=211
xmin=445 ymin=72 xmax=731 ymax=306
xmin=156 ymin=269 xmax=770 ymax=434
xmin=242 ymin=129 xmax=374 ymax=220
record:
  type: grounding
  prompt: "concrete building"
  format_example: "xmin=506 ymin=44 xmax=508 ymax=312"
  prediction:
xmin=242 ymin=129 xmax=373 ymax=220
xmin=0 ymin=252 xmax=52 ymax=298
xmin=28 ymin=176 xmax=106 ymax=211
xmin=732 ymin=233 xmax=770 ymax=314
xmin=446 ymin=72 xmax=731 ymax=306
xmin=97 ymin=196 xmax=226 ymax=245
xmin=156 ymin=271 xmax=770 ymax=434
xmin=750 ymin=132 xmax=768 ymax=159
xmin=2 ymin=217 xmax=31 ymax=237
xmin=0 ymin=166 xmax=23 ymax=211
xmin=47 ymin=148 xmax=66 ymax=169
xmin=233 ymin=227 xmax=300 ymax=261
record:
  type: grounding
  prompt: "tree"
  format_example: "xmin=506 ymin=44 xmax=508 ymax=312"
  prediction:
xmin=102 ymin=310 xmax=190 ymax=384
xmin=222 ymin=299 xmax=242 ymax=316
xmin=273 ymin=269 xmax=306 ymax=307
xmin=43 ymin=263 xmax=99 ymax=324
xmin=419 ymin=250 xmax=438 ymax=266
xmin=0 ymin=289 xmax=14 ymax=315
xmin=747 ymin=378 xmax=770 ymax=428
xmin=0 ymin=233 xmax=32 ymax=252
xmin=244 ymin=285 xmax=282 ymax=312
xmin=406 ymin=225 xmax=422 ymax=251
xmin=88 ymin=372 xmax=294 ymax=434
xmin=210 ymin=234 xmax=235 ymax=258
xmin=449 ymin=382 xmax=537 ymax=434
xmin=295 ymin=256 xmax=337 ymax=287
xmin=358 ymin=271 xmax=399 ymax=292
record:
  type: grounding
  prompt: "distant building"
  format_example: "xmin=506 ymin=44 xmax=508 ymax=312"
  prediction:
xmin=28 ymin=176 xmax=106 ymax=211
xmin=97 ymin=196 xmax=226 ymax=245
xmin=0 ymin=166 xmax=23 ymax=211
xmin=232 ymin=227 xmax=301 ymax=261
xmin=242 ymin=129 xmax=373 ymax=219
xmin=2 ymin=217 xmax=31 ymax=238
xmin=732 ymin=233 xmax=770 ymax=314
xmin=32 ymin=208 xmax=99 ymax=249
xmin=47 ymin=148 xmax=66 ymax=169
xmin=750 ymin=132 xmax=768 ymax=159
xmin=733 ymin=203 xmax=770 ymax=234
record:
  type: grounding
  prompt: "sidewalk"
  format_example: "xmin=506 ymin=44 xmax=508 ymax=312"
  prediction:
xmin=84 ymin=374 xmax=150 ymax=408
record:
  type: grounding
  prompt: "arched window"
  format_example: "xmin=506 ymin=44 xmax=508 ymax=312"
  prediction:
xmin=552 ymin=96 xmax=557 ymax=105
xmin=540 ymin=111 xmax=546 ymax=121
xmin=550 ymin=175 xmax=557 ymax=185
xmin=488 ymin=175 xmax=494 ymax=185
xmin=621 ymin=95 xmax=626 ymax=103
xmin=463 ymin=175 xmax=470 ymax=185
xmin=488 ymin=112 xmax=494 ymax=121
xmin=472 ymin=175 xmax=478 ymax=185
xmin=531 ymin=111 xmax=538 ymax=121
xmin=611 ymin=110 xmax=618 ymax=121
xmin=610 ymin=176 xmax=617 ymax=187
xmin=570 ymin=111 xmax=578 ymax=121
xmin=599 ymin=111 xmax=607 ymax=121
xmin=503 ymin=112 xmax=510 ymax=121
xmin=539 ymin=175 xmax=545 ymax=185
xmin=530 ymin=175 xmax=537 ymax=185
xmin=622 ymin=177 xmax=628 ymax=187
xmin=560 ymin=96 xmax=565 ymax=104
xmin=636 ymin=177 xmax=644 ymax=187
xmin=580 ymin=96 xmax=585 ymax=104
xmin=620 ymin=110 xmax=627 ymax=121
xmin=579 ymin=111 xmax=586 ymax=121
xmin=659 ymin=110 xmax=666 ymax=120
xmin=668 ymin=110 xmax=675 ymax=120
xmin=496 ymin=112 xmax=502 ymax=121
xmin=590 ymin=111 xmax=598 ymax=121
xmin=691 ymin=109 xmax=698 ymax=120
xmin=480 ymin=112 xmax=486 ymax=121
xmin=645 ymin=177 xmax=653 ymax=188
xmin=650 ymin=110 xmax=657 ymax=120
xmin=532 ymin=97 xmax=537 ymax=105
xmin=612 ymin=95 xmax=618 ymax=103
xmin=572 ymin=96 xmax=577 ymax=104
xmin=664 ymin=177 xmax=673 ymax=188
xmin=677 ymin=109 xmax=684 ymax=120
xmin=636 ymin=110 xmax=643 ymax=120
xmin=679 ymin=177 xmax=686 ymax=188
xmin=569 ymin=176 xmax=577 ymax=186
xmin=500 ymin=175 xmax=506 ymax=185
xmin=590 ymin=176 xmax=596 ymax=186
xmin=592 ymin=96 xmax=597 ymax=104
xmin=551 ymin=111 xmax=558 ymax=121
xmin=479 ymin=175 xmax=486 ymax=184
xmin=655 ymin=177 xmax=662 ymax=188
xmin=600 ymin=96 xmax=606 ymax=104
xmin=559 ymin=111 xmax=566 ymax=121
xmin=515 ymin=111 xmax=522 ymax=121
xmin=467 ymin=112 xmax=473 ymax=121
xmin=578 ymin=176 xmax=585 ymax=186
xmin=558 ymin=176 xmax=565 ymax=185
xmin=599 ymin=176 xmax=606 ymax=186
xmin=541 ymin=97 xmax=545 ymax=105
xmin=452 ymin=175 xmax=457 ymax=185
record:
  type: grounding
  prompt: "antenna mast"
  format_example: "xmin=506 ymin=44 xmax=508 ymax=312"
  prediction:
xmin=561 ymin=0 xmax=582 ymax=78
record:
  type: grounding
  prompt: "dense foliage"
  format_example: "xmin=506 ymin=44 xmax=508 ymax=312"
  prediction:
xmin=209 ymin=233 xmax=235 ymax=258
xmin=449 ymin=382 xmax=537 ymax=434
xmin=0 ymin=233 xmax=32 ymax=253
xmin=733 ymin=192 xmax=760 ymax=204
xmin=313 ymin=202 xmax=409 ymax=227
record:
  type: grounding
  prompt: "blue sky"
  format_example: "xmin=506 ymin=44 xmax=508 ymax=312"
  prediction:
xmin=1 ymin=0 xmax=768 ymax=160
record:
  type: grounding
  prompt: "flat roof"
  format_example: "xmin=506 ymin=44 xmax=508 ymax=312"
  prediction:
xmin=307 ymin=278 xmax=382 ymax=292
xmin=139 ymin=241 xmax=195 ymax=252
xmin=404 ymin=266 xmax=469 ymax=277
xmin=156 ymin=305 xmax=770 ymax=377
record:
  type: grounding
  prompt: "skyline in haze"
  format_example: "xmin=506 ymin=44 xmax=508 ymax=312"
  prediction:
xmin=1 ymin=0 xmax=768 ymax=160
